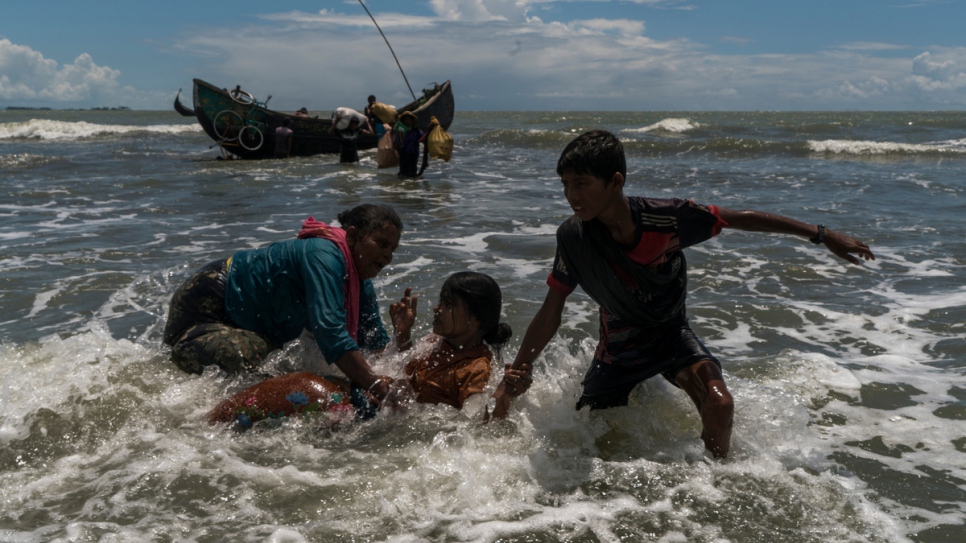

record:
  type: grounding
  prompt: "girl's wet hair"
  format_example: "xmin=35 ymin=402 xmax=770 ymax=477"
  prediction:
xmin=337 ymin=204 xmax=402 ymax=237
xmin=440 ymin=272 xmax=512 ymax=349
xmin=556 ymin=129 xmax=626 ymax=182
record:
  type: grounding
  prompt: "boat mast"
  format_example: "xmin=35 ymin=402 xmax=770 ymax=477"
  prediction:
xmin=357 ymin=0 xmax=417 ymax=101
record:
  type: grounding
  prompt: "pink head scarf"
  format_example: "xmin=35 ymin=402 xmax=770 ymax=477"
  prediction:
xmin=297 ymin=216 xmax=361 ymax=341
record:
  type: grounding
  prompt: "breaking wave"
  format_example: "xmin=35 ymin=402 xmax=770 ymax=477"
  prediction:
xmin=0 ymin=119 xmax=202 ymax=141
xmin=808 ymin=138 xmax=966 ymax=156
xmin=624 ymin=117 xmax=701 ymax=134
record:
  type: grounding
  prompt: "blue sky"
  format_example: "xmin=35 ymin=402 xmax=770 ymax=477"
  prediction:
xmin=1 ymin=0 xmax=964 ymax=111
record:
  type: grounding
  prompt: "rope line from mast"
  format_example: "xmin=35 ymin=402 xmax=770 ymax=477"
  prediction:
xmin=358 ymin=0 xmax=417 ymax=101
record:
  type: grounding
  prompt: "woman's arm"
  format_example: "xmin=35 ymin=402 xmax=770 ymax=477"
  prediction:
xmin=302 ymin=243 xmax=389 ymax=377
xmin=334 ymin=350 xmax=391 ymax=403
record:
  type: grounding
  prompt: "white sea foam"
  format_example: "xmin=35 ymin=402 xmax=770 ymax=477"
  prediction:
xmin=808 ymin=138 xmax=966 ymax=155
xmin=1 ymin=110 xmax=961 ymax=542
xmin=0 ymin=231 xmax=32 ymax=241
xmin=0 ymin=153 xmax=59 ymax=168
xmin=624 ymin=118 xmax=700 ymax=134
xmin=0 ymin=261 xmax=935 ymax=543
xmin=0 ymin=119 xmax=201 ymax=141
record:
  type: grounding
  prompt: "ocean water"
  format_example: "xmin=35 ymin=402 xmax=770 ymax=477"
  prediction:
xmin=1 ymin=108 xmax=965 ymax=542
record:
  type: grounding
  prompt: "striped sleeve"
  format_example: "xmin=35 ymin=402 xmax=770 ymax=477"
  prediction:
xmin=547 ymin=247 xmax=577 ymax=297
xmin=634 ymin=197 xmax=727 ymax=249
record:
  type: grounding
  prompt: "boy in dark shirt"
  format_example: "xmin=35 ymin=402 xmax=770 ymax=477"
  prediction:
xmin=489 ymin=130 xmax=875 ymax=458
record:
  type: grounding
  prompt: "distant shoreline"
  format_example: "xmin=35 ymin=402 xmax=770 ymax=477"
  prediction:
xmin=5 ymin=106 xmax=130 ymax=111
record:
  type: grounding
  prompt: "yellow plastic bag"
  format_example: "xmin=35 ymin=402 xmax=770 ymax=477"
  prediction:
xmin=371 ymin=102 xmax=398 ymax=125
xmin=376 ymin=131 xmax=399 ymax=169
xmin=426 ymin=116 xmax=453 ymax=162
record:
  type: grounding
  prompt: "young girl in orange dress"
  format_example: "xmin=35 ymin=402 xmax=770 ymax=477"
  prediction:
xmin=208 ymin=272 xmax=512 ymax=427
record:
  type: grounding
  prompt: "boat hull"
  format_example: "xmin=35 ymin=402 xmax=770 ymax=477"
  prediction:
xmin=190 ymin=79 xmax=454 ymax=160
xmin=173 ymin=89 xmax=195 ymax=117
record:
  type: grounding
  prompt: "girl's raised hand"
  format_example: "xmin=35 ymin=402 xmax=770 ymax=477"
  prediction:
xmin=389 ymin=287 xmax=417 ymax=348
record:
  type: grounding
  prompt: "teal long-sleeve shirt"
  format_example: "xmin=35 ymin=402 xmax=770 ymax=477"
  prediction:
xmin=224 ymin=237 xmax=390 ymax=363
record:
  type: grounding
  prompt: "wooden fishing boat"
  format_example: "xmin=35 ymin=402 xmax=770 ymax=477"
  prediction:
xmin=185 ymin=78 xmax=454 ymax=160
xmin=173 ymin=89 xmax=195 ymax=117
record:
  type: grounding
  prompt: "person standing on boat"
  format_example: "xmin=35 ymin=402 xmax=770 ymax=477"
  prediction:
xmin=329 ymin=114 xmax=373 ymax=164
xmin=274 ymin=118 xmax=294 ymax=159
xmin=162 ymin=204 xmax=408 ymax=405
xmin=364 ymin=95 xmax=386 ymax=138
xmin=395 ymin=111 xmax=429 ymax=178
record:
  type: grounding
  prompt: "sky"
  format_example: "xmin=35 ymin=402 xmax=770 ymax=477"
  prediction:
xmin=1 ymin=0 xmax=964 ymax=111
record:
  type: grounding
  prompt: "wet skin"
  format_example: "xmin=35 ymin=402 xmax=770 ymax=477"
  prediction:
xmin=347 ymin=224 xmax=400 ymax=280
xmin=432 ymin=295 xmax=481 ymax=350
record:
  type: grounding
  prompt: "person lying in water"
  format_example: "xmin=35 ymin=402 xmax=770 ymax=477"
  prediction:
xmin=208 ymin=272 xmax=513 ymax=428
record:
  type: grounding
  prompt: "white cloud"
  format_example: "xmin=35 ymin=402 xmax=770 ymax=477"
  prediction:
xmin=425 ymin=0 xmax=689 ymax=23
xmin=912 ymin=51 xmax=960 ymax=81
xmin=173 ymin=8 xmax=966 ymax=111
xmin=260 ymin=9 xmax=436 ymax=29
xmin=153 ymin=6 xmax=966 ymax=111
xmin=837 ymin=42 xmax=908 ymax=51
xmin=4 ymin=3 xmax=962 ymax=110
xmin=804 ymin=48 xmax=966 ymax=107
xmin=430 ymin=0 xmax=530 ymax=22
xmin=821 ymin=77 xmax=892 ymax=101
xmin=907 ymin=50 xmax=966 ymax=97
xmin=568 ymin=18 xmax=645 ymax=37
xmin=0 ymin=39 xmax=131 ymax=105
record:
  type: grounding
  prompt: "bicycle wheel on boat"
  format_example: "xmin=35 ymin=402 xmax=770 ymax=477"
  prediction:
xmin=230 ymin=88 xmax=255 ymax=105
xmin=213 ymin=110 xmax=243 ymax=141
xmin=238 ymin=125 xmax=264 ymax=151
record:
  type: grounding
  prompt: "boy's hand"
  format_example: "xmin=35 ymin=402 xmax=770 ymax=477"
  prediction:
xmin=502 ymin=363 xmax=533 ymax=397
xmin=483 ymin=363 xmax=535 ymax=422
xmin=389 ymin=287 xmax=417 ymax=348
xmin=824 ymin=229 xmax=875 ymax=265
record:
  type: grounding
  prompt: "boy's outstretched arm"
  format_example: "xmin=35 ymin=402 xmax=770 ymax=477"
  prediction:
xmin=485 ymin=288 xmax=566 ymax=421
xmin=718 ymin=208 xmax=875 ymax=265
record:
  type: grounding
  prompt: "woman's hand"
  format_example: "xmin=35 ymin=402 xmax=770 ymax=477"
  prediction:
xmin=382 ymin=380 xmax=416 ymax=412
xmin=389 ymin=287 xmax=417 ymax=349
xmin=366 ymin=375 xmax=394 ymax=405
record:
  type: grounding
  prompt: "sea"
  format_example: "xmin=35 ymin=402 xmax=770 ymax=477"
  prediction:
xmin=1 ymin=108 xmax=965 ymax=543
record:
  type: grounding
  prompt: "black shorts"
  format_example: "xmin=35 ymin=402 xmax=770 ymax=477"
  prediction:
xmin=576 ymin=318 xmax=719 ymax=410
xmin=339 ymin=141 xmax=359 ymax=163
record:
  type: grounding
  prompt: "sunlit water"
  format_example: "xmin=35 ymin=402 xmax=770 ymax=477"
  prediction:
xmin=1 ymin=109 xmax=965 ymax=542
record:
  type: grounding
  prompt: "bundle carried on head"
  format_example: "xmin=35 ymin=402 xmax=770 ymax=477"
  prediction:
xmin=332 ymin=107 xmax=367 ymax=129
xmin=371 ymin=102 xmax=398 ymax=125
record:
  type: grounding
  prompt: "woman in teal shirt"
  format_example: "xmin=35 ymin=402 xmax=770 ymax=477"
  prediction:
xmin=163 ymin=204 xmax=410 ymax=404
